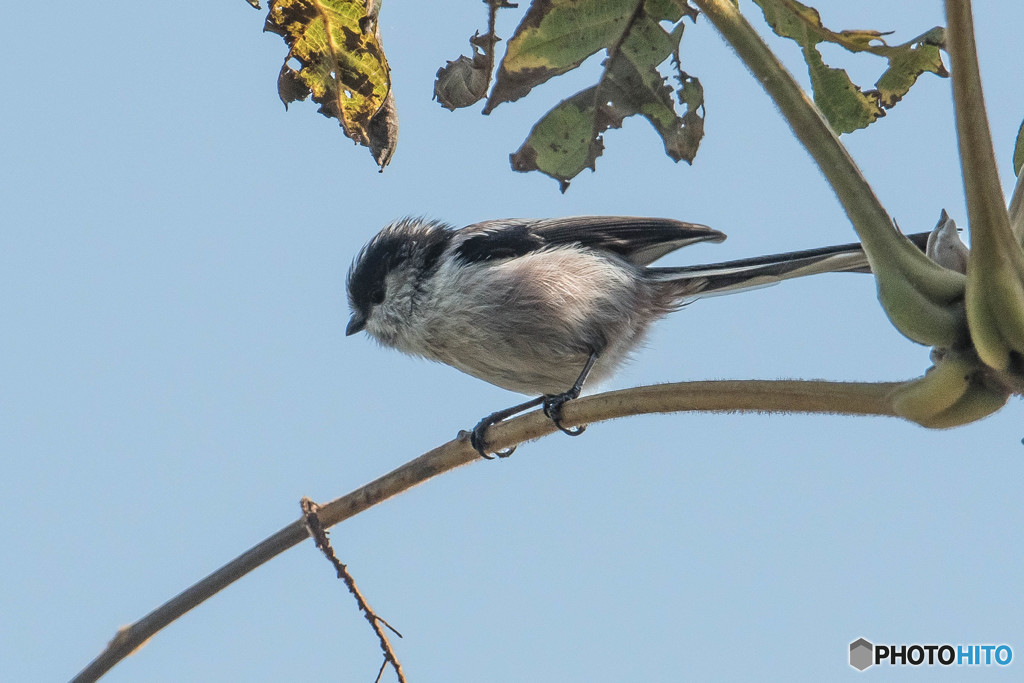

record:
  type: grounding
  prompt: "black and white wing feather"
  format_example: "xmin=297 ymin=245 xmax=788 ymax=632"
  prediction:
xmin=455 ymin=216 xmax=726 ymax=266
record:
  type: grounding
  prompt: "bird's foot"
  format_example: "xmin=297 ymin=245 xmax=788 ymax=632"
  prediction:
xmin=543 ymin=392 xmax=586 ymax=436
xmin=469 ymin=415 xmax=517 ymax=459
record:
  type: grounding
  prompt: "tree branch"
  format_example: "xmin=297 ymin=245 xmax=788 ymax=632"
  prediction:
xmin=71 ymin=377 xmax=906 ymax=682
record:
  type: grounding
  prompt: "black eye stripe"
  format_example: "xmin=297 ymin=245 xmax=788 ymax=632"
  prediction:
xmin=347 ymin=218 xmax=454 ymax=316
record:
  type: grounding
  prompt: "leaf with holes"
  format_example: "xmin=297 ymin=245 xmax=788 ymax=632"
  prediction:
xmin=753 ymin=0 xmax=946 ymax=134
xmin=485 ymin=0 xmax=696 ymax=113
xmin=264 ymin=0 xmax=396 ymax=168
xmin=509 ymin=8 xmax=703 ymax=191
xmin=873 ymin=27 xmax=947 ymax=107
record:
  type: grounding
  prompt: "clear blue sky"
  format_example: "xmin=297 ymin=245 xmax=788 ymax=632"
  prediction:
xmin=2 ymin=1 xmax=1021 ymax=681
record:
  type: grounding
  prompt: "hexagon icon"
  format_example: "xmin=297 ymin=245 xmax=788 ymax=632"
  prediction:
xmin=849 ymin=638 xmax=874 ymax=671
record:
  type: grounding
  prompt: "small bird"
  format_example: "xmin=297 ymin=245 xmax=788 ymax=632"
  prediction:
xmin=346 ymin=216 xmax=928 ymax=457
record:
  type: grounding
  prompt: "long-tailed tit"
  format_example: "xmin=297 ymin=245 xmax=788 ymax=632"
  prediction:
xmin=346 ymin=216 xmax=929 ymax=457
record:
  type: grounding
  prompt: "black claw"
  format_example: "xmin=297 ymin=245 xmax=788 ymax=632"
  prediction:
xmin=470 ymin=423 xmax=496 ymax=459
xmin=549 ymin=411 xmax=587 ymax=436
xmin=470 ymin=418 xmax=516 ymax=459
xmin=543 ymin=393 xmax=587 ymax=437
xmin=559 ymin=422 xmax=587 ymax=436
xmin=469 ymin=395 xmax=545 ymax=460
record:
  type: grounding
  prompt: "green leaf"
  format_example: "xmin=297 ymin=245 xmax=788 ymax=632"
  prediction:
xmin=800 ymin=43 xmax=881 ymax=133
xmin=510 ymin=87 xmax=604 ymax=193
xmin=644 ymin=0 xmax=699 ymax=24
xmin=485 ymin=0 xmax=637 ymax=112
xmin=264 ymin=0 xmax=396 ymax=168
xmin=873 ymin=27 xmax=947 ymax=108
xmin=505 ymin=3 xmax=703 ymax=190
xmin=485 ymin=0 xmax=697 ymax=112
xmin=752 ymin=0 xmax=946 ymax=133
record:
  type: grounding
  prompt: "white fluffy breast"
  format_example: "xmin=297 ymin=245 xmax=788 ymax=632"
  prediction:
xmin=369 ymin=247 xmax=660 ymax=394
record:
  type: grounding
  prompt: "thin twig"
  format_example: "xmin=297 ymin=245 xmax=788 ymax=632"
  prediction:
xmin=374 ymin=657 xmax=389 ymax=683
xmin=474 ymin=0 xmax=517 ymax=95
xmin=70 ymin=377 xmax=907 ymax=681
xmin=301 ymin=498 xmax=406 ymax=683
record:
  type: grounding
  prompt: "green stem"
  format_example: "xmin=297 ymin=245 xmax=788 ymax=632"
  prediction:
xmin=945 ymin=0 xmax=1016 ymax=258
xmin=693 ymin=0 xmax=964 ymax=305
xmin=1009 ymin=171 xmax=1024 ymax=245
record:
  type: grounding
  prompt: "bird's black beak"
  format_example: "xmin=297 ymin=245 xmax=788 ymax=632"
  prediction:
xmin=346 ymin=314 xmax=366 ymax=336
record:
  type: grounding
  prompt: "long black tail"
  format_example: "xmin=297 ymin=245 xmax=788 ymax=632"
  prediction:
xmin=648 ymin=231 xmax=932 ymax=298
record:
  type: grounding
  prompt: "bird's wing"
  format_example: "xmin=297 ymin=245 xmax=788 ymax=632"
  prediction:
xmin=456 ymin=216 xmax=726 ymax=266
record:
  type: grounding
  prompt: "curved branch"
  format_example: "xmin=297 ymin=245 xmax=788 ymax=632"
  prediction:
xmin=71 ymin=377 xmax=905 ymax=682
